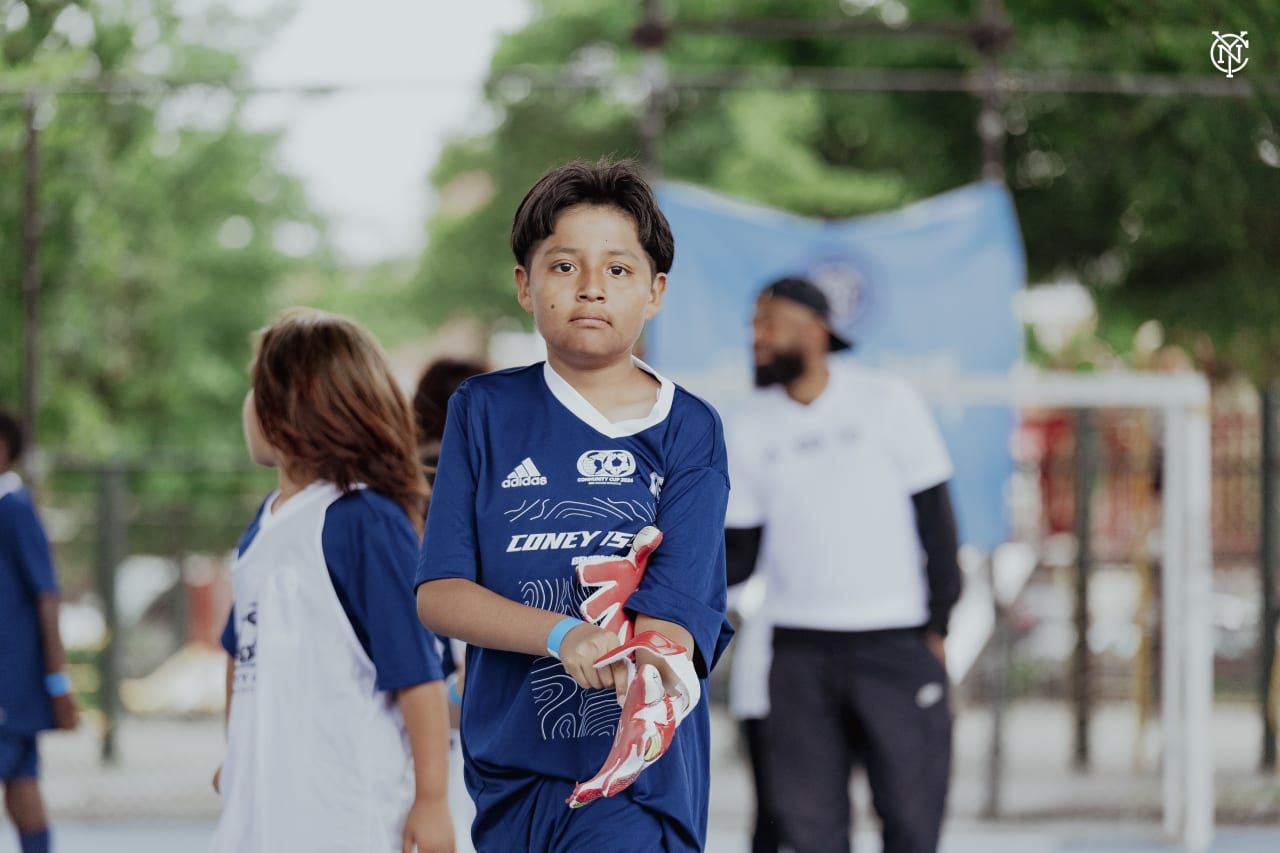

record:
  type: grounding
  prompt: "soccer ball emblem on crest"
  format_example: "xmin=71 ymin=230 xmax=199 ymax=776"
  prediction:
xmin=578 ymin=450 xmax=637 ymax=479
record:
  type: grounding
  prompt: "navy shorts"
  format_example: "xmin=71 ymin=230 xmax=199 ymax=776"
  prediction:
xmin=470 ymin=773 xmax=696 ymax=853
xmin=0 ymin=733 xmax=39 ymax=781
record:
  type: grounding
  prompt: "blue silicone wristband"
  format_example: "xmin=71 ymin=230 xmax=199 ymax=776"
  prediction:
xmin=547 ymin=617 xmax=586 ymax=660
xmin=45 ymin=672 xmax=71 ymax=697
xmin=446 ymin=673 xmax=462 ymax=706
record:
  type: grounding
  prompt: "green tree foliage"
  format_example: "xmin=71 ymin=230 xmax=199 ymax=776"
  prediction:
xmin=0 ymin=0 xmax=323 ymax=455
xmin=414 ymin=0 xmax=1280 ymax=378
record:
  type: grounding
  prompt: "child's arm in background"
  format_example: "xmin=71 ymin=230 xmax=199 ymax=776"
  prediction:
xmin=397 ymin=681 xmax=455 ymax=853
xmin=36 ymin=591 xmax=78 ymax=730
xmin=214 ymin=611 xmax=236 ymax=794
xmin=213 ymin=655 xmax=233 ymax=794
xmin=319 ymin=497 xmax=458 ymax=850
xmin=12 ymin=498 xmax=78 ymax=730
xmin=224 ymin=655 xmax=233 ymax=731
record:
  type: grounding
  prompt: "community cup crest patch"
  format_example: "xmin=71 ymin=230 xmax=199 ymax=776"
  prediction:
xmin=576 ymin=450 xmax=638 ymax=485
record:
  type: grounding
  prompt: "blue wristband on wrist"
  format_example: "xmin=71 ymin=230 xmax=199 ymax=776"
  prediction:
xmin=446 ymin=673 xmax=462 ymax=706
xmin=45 ymin=672 xmax=71 ymax=698
xmin=547 ymin=617 xmax=586 ymax=660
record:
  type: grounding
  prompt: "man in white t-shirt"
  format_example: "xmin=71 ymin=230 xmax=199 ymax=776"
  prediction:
xmin=725 ymin=276 xmax=962 ymax=853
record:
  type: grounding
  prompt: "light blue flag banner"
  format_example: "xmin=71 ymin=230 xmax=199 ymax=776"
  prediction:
xmin=648 ymin=181 xmax=1025 ymax=551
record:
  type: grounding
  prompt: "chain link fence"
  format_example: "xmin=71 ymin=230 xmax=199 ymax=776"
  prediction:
xmin=18 ymin=384 xmax=1280 ymax=818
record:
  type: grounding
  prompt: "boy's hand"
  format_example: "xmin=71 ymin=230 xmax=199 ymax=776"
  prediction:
xmin=52 ymin=693 xmax=78 ymax=731
xmin=567 ymin=630 xmax=699 ymax=809
xmin=559 ymin=623 xmax=631 ymax=700
xmin=401 ymin=794 xmax=454 ymax=853
xmin=567 ymin=663 xmax=675 ymax=809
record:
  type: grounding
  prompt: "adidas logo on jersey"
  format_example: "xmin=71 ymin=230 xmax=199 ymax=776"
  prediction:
xmin=502 ymin=457 xmax=548 ymax=488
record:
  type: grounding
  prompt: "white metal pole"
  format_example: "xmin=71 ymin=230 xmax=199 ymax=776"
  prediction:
xmin=1162 ymin=404 xmax=1188 ymax=842
xmin=1182 ymin=397 xmax=1215 ymax=852
xmin=877 ymin=368 xmax=1215 ymax=846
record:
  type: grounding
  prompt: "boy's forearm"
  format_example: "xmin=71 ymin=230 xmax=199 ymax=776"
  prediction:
xmin=36 ymin=593 xmax=68 ymax=673
xmin=398 ymin=681 xmax=451 ymax=800
xmin=633 ymin=615 xmax=693 ymax=658
xmin=418 ymin=577 xmax=570 ymax=657
xmin=633 ymin=615 xmax=696 ymax=685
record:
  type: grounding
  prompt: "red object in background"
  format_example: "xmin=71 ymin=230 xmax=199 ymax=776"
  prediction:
xmin=1021 ymin=411 xmax=1076 ymax=535
xmin=186 ymin=560 xmax=233 ymax=648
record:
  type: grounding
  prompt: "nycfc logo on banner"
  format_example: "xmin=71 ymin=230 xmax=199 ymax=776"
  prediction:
xmin=1210 ymin=31 xmax=1248 ymax=78
xmin=577 ymin=450 xmax=637 ymax=485
xmin=806 ymin=257 xmax=874 ymax=337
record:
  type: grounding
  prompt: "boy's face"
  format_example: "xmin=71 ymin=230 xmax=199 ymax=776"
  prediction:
xmin=241 ymin=391 xmax=278 ymax=468
xmin=515 ymin=204 xmax=666 ymax=371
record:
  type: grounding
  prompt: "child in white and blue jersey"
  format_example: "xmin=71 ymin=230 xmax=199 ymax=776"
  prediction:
xmin=211 ymin=310 xmax=454 ymax=853
xmin=416 ymin=159 xmax=733 ymax=852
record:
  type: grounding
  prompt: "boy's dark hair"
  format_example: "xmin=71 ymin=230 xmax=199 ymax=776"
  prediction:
xmin=511 ymin=158 xmax=674 ymax=276
xmin=0 ymin=409 xmax=23 ymax=463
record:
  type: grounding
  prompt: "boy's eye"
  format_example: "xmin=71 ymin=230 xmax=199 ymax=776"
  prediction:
xmin=607 ymin=265 xmax=629 ymax=276
xmin=552 ymin=262 xmax=575 ymax=273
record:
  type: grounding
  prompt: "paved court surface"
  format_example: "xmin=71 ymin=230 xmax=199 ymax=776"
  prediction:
xmin=3 ymin=701 xmax=1278 ymax=851
xmin=3 ymin=819 xmax=1279 ymax=852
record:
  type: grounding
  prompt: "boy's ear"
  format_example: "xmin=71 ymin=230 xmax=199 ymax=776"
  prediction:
xmin=514 ymin=265 xmax=535 ymax=314
xmin=644 ymin=272 xmax=667 ymax=320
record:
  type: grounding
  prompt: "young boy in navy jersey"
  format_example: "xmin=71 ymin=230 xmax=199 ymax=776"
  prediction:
xmin=0 ymin=410 xmax=78 ymax=853
xmin=416 ymin=159 xmax=733 ymax=852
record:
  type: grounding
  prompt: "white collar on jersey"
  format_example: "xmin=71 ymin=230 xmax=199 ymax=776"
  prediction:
xmin=542 ymin=356 xmax=675 ymax=439
xmin=0 ymin=470 xmax=22 ymax=500
xmin=259 ymin=480 xmax=352 ymax=529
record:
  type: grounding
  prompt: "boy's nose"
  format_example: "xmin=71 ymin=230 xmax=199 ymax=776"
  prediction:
xmin=577 ymin=273 xmax=606 ymax=301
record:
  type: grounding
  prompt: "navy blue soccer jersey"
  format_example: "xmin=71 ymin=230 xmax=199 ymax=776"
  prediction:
xmin=415 ymin=360 xmax=733 ymax=849
xmin=0 ymin=481 xmax=59 ymax=734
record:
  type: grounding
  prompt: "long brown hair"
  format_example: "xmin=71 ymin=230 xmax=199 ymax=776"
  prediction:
xmin=251 ymin=308 xmax=429 ymax=535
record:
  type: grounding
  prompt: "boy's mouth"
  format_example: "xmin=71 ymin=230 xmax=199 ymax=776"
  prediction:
xmin=570 ymin=313 xmax=610 ymax=327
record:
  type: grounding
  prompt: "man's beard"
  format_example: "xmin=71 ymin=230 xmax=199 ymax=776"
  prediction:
xmin=754 ymin=353 xmax=805 ymax=388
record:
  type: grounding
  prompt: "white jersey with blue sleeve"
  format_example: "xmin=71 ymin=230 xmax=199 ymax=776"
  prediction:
xmin=213 ymin=482 xmax=442 ymax=853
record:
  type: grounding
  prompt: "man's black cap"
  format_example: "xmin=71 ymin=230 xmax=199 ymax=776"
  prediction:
xmin=758 ymin=276 xmax=852 ymax=352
